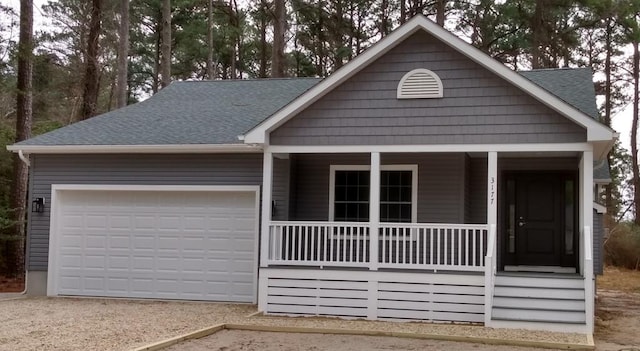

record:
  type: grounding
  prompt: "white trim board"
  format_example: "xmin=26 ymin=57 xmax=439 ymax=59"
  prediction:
xmin=243 ymin=15 xmax=614 ymax=144
xmin=267 ymin=143 xmax=592 ymax=154
xmin=328 ymin=165 xmax=418 ymax=222
xmin=47 ymin=184 xmax=261 ymax=304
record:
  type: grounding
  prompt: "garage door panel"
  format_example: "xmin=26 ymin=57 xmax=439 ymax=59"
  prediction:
xmin=52 ymin=189 xmax=257 ymax=302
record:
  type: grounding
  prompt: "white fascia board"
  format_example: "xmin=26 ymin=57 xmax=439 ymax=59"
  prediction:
xmin=243 ymin=17 xmax=426 ymax=144
xmin=267 ymin=143 xmax=591 ymax=154
xmin=6 ymin=143 xmax=263 ymax=154
xmin=243 ymin=15 xmax=614 ymax=144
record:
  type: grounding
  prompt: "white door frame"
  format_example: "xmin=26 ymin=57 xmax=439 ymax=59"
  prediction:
xmin=47 ymin=184 xmax=261 ymax=303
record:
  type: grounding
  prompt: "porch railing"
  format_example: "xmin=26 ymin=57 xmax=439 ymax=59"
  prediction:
xmin=266 ymin=221 xmax=488 ymax=271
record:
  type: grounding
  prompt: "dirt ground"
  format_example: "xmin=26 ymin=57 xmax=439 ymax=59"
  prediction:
xmin=594 ymin=266 xmax=640 ymax=350
xmin=0 ymin=274 xmax=24 ymax=293
xmin=167 ymin=329 xmax=550 ymax=351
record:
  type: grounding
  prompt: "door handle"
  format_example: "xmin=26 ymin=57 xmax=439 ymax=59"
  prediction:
xmin=518 ymin=217 xmax=526 ymax=227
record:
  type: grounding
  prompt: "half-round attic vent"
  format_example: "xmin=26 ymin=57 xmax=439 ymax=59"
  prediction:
xmin=397 ymin=69 xmax=443 ymax=99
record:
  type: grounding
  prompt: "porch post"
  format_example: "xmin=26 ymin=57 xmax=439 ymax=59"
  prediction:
xmin=579 ymin=150 xmax=594 ymax=333
xmin=486 ymin=152 xmax=498 ymax=229
xmin=260 ymin=151 xmax=273 ymax=268
xmin=578 ymin=151 xmax=593 ymax=275
xmin=369 ymin=152 xmax=380 ymax=270
xmin=484 ymin=151 xmax=498 ymax=326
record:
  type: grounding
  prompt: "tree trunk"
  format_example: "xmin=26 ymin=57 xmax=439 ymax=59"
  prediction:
xmin=80 ymin=0 xmax=102 ymax=120
xmin=258 ymin=0 xmax=267 ymax=78
xmin=400 ymin=0 xmax=406 ymax=24
xmin=380 ymin=0 xmax=388 ymax=37
xmin=160 ymin=0 xmax=171 ymax=88
xmin=435 ymin=0 xmax=445 ymax=26
xmin=116 ymin=0 xmax=129 ymax=108
xmin=207 ymin=0 xmax=215 ymax=79
xmin=530 ymin=0 xmax=545 ymax=69
xmin=271 ymin=0 xmax=286 ymax=77
xmin=3 ymin=0 xmax=33 ymax=276
xmin=632 ymin=39 xmax=640 ymax=225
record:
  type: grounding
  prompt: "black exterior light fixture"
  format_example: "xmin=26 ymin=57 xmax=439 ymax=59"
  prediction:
xmin=32 ymin=197 xmax=45 ymax=213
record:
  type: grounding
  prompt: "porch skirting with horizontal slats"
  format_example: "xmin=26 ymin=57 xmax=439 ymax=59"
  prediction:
xmin=259 ymin=268 xmax=485 ymax=323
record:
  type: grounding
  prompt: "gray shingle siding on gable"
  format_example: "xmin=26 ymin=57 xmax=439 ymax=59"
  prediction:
xmin=26 ymin=154 xmax=263 ymax=271
xmin=269 ymin=32 xmax=587 ymax=145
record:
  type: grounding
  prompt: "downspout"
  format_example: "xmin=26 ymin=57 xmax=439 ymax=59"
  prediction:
xmin=18 ymin=149 xmax=30 ymax=167
xmin=17 ymin=148 xmax=30 ymax=296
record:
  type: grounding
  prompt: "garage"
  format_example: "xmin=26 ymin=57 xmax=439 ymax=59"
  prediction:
xmin=47 ymin=185 xmax=260 ymax=303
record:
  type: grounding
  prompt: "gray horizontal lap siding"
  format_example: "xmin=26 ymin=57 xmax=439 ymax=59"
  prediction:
xmin=270 ymin=32 xmax=586 ymax=145
xmin=593 ymin=209 xmax=604 ymax=275
xmin=27 ymin=154 xmax=263 ymax=271
xmin=289 ymin=153 xmax=465 ymax=223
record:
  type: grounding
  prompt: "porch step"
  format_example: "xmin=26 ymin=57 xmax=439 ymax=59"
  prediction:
xmin=491 ymin=274 xmax=586 ymax=326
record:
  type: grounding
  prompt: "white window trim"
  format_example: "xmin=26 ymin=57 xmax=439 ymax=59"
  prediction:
xmin=328 ymin=164 xmax=418 ymax=223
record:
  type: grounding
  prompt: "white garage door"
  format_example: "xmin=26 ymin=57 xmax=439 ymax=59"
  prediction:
xmin=48 ymin=185 xmax=259 ymax=303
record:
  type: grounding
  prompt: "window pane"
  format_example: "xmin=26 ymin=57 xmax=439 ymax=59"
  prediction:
xmin=335 ymin=186 xmax=346 ymax=202
xmin=399 ymin=204 xmax=412 ymax=222
xmin=400 ymin=186 xmax=412 ymax=202
xmin=507 ymin=179 xmax=515 ymax=254
xmin=565 ymin=180 xmax=574 ymax=255
xmin=400 ymin=171 xmax=412 ymax=185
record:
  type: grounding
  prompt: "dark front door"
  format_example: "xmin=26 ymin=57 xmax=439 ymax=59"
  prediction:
xmin=504 ymin=173 xmax=576 ymax=267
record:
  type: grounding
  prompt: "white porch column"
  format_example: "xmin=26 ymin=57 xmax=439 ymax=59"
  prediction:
xmin=486 ymin=152 xmax=498 ymax=229
xmin=484 ymin=151 xmax=498 ymax=326
xmin=579 ymin=150 xmax=594 ymax=333
xmin=260 ymin=151 xmax=273 ymax=268
xmin=578 ymin=151 xmax=593 ymax=275
xmin=369 ymin=152 xmax=380 ymax=271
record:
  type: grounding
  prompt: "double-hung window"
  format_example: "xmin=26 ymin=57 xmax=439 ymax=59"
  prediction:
xmin=330 ymin=165 xmax=417 ymax=223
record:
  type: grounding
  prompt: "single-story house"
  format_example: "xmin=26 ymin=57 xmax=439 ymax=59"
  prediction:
xmin=8 ymin=16 xmax=615 ymax=334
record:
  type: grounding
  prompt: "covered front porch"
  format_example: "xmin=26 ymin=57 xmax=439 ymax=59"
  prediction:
xmin=257 ymin=145 xmax=595 ymax=333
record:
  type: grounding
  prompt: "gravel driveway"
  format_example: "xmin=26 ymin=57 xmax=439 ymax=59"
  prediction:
xmin=0 ymin=296 xmax=591 ymax=351
xmin=0 ymin=297 xmax=255 ymax=351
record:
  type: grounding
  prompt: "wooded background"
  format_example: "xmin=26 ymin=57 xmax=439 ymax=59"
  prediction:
xmin=1 ymin=0 xmax=640 ymax=275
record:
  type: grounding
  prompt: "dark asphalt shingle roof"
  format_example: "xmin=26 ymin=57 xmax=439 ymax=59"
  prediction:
xmin=17 ymin=78 xmax=321 ymax=146
xmin=17 ymin=68 xmax=601 ymax=147
xmin=594 ymin=159 xmax=612 ymax=182
xmin=520 ymin=67 xmax=600 ymax=121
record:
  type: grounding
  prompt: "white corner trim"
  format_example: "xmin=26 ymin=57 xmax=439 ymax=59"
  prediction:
xmin=242 ymin=15 xmax=614 ymax=144
xmin=397 ymin=68 xmax=443 ymax=99
xmin=7 ymin=143 xmax=263 ymax=154
xmin=328 ymin=164 xmax=418 ymax=222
